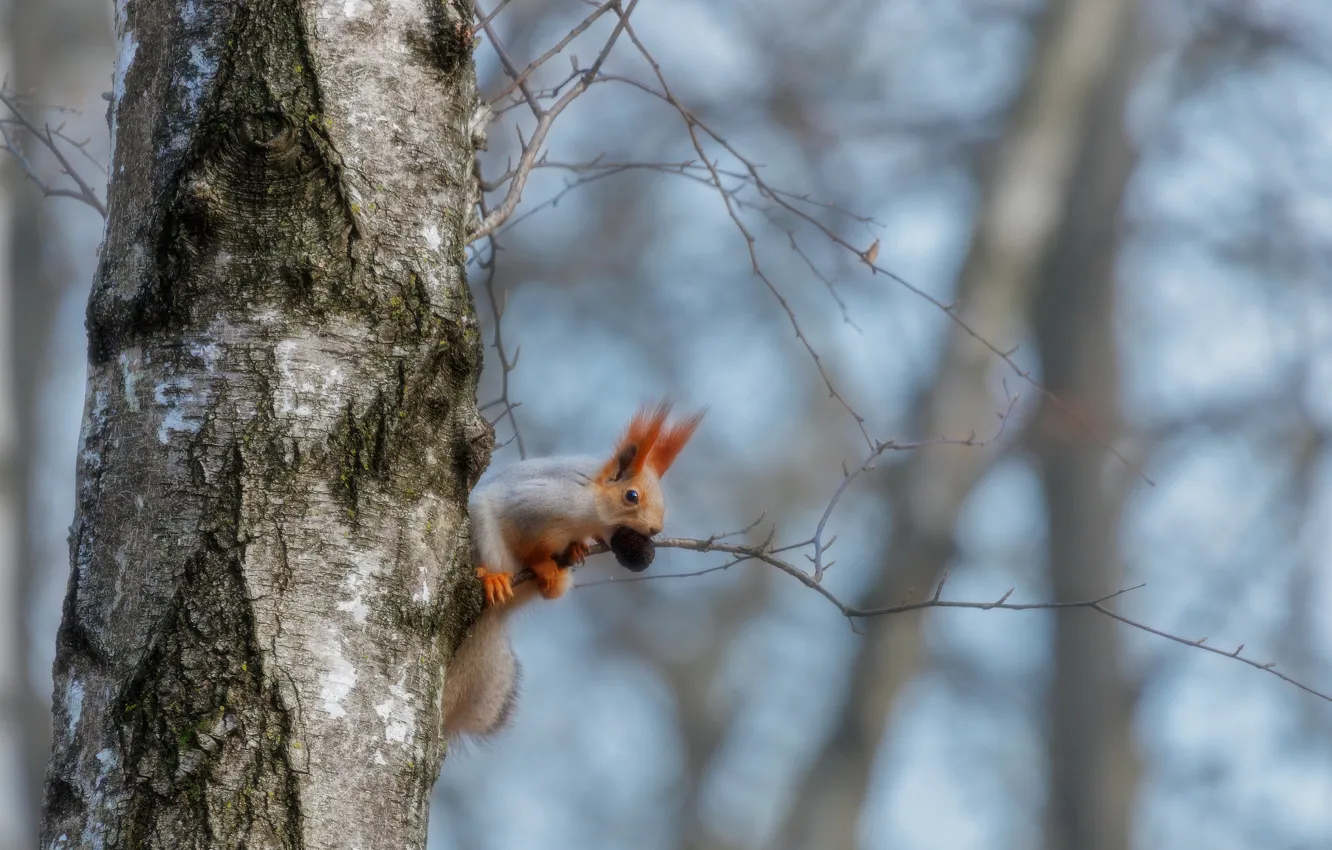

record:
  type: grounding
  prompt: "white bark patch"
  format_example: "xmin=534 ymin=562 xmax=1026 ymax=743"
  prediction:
xmin=411 ymin=565 xmax=430 ymax=604
xmin=188 ymin=44 xmax=214 ymax=81
xmin=181 ymin=42 xmax=217 ymax=140
xmin=318 ymin=635 xmax=357 ymax=720
xmin=66 ymin=679 xmax=84 ymax=742
xmin=273 ymin=330 xmax=360 ymax=428
xmin=373 ymin=675 xmax=414 ymax=744
xmin=95 ymin=748 xmax=117 ymax=771
xmin=154 ymin=378 xmax=203 ymax=443
xmin=118 ymin=351 xmax=141 ymax=412
xmin=410 ymin=500 xmax=435 ymax=603
xmin=343 ymin=0 xmax=372 ymax=17
xmin=81 ymin=391 xmax=108 ymax=470
xmin=79 ymin=749 xmax=119 ymax=850
xmin=421 ymin=224 xmax=441 ymax=251
xmin=189 ymin=340 xmax=221 ymax=373
xmin=164 ymin=3 xmax=222 ymax=156
xmin=468 ymin=102 xmax=493 ymax=141
xmin=109 ymin=0 xmax=138 ymax=171
xmin=110 ymin=545 xmax=132 ymax=611
xmin=335 ymin=547 xmax=378 ymax=625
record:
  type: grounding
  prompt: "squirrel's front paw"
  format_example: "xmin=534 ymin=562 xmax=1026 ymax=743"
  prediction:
xmin=476 ymin=567 xmax=514 ymax=606
xmin=562 ymin=540 xmax=589 ymax=566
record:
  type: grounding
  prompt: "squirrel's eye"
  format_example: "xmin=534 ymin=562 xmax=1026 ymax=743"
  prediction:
xmin=625 ymin=489 xmax=639 ymax=504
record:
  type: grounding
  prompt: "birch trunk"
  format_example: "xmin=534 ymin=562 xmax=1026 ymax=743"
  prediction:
xmin=39 ymin=1 xmax=490 ymax=847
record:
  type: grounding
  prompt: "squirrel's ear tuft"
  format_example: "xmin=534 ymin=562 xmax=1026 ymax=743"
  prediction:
xmin=647 ymin=408 xmax=706 ymax=477
xmin=599 ymin=401 xmax=672 ymax=481
xmin=607 ymin=445 xmax=637 ymax=482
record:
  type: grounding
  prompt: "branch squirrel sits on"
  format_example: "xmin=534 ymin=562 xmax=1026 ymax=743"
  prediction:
xmin=441 ymin=400 xmax=704 ymax=740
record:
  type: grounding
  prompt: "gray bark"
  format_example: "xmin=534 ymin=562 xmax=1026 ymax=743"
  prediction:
xmin=39 ymin=1 xmax=490 ymax=848
xmin=777 ymin=1 xmax=1135 ymax=845
xmin=1032 ymin=9 xmax=1148 ymax=850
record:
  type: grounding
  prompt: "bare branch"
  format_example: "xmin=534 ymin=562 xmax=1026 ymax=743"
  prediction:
xmin=485 ymin=0 xmax=618 ymax=107
xmin=606 ymin=14 xmax=879 ymax=446
xmin=474 ymin=0 xmax=544 ymax=120
xmin=787 ymin=232 xmax=860 ymax=332
xmin=810 ymin=388 xmax=1019 ymax=581
xmin=472 ymin=182 xmax=527 ymax=458
xmin=470 ymin=0 xmax=514 ymax=35
xmin=481 ymin=157 xmax=882 ymax=225
xmin=518 ymin=537 xmax=1332 ymax=704
xmin=50 ymin=126 xmax=109 ymax=177
xmin=490 ymin=61 xmax=585 ymax=120
xmin=1089 ymin=605 xmax=1332 ymax=705
xmin=481 ymin=381 xmax=1323 ymax=704
xmin=468 ymin=0 xmax=640 ymax=243
xmin=467 ymin=0 xmax=1146 ymax=480
xmin=0 ymin=87 xmax=106 ymax=217
xmin=571 ymin=15 xmax=1153 ymax=481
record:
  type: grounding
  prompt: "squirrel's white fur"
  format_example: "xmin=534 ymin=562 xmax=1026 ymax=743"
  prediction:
xmin=440 ymin=403 xmax=701 ymax=741
xmin=441 ymin=457 xmax=607 ymax=740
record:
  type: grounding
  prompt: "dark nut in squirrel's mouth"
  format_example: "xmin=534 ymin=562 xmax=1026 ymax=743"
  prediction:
xmin=609 ymin=527 xmax=655 ymax=572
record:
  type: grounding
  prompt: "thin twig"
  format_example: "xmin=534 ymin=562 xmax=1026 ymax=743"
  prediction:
xmin=475 ymin=0 xmax=544 ymax=120
xmin=507 ymin=537 xmax=1332 ymax=704
xmin=481 ymin=156 xmax=882 ymax=225
xmin=475 ymin=230 xmax=527 ymax=458
xmin=51 ymin=126 xmax=109 ymax=177
xmin=486 ymin=0 xmax=618 ymax=106
xmin=809 ymin=388 xmax=1018 ymax=581
xmin=0 ymin=88 xmax=106 ymax=217
xmin=491 ymin=61 xmax=586 ymax=119
xmin=787 ymin=231 xmax=860 ymax=331
xmin=607 ymin=13 xmax=873 ymax=447
xmin=1090 ymin=604 xmax=1332 ymax=704
xmin=471 ymin=0 xmax=515 ymax=35
xmin=591 ymin=45 xmax=1153 ymax=481
xmin=469 ymin=0 xmax=640 ymax=243
xmin=467 ymin=8 xmax=1117 ymax=481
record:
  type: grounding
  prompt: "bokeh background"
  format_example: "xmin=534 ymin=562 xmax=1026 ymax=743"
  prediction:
xmin=4 ymin=0 xmax=1332 ymax=848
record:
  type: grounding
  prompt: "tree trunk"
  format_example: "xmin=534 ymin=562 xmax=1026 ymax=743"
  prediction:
xmin=777 ymin=1 xmax=1134 ymax=845
xmin=1031 ymin=9 xmax=1148 ymax=850
xmin=39 ymin=1 xmax=490 ymax=847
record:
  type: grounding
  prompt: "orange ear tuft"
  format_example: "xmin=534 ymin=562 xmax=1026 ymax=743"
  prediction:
xmin=647 ymin=408 xmax=705 ymax=476
xmin=599 ymin=400 xmax=673 ymax=482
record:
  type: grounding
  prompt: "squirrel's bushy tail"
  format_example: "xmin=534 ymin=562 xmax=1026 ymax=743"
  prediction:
xmin=441 ymin=609 xmax=520 ymax=740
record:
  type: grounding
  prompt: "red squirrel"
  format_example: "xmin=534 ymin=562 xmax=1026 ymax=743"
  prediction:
xmin=441 ymin=401 xmax=703 ymax=740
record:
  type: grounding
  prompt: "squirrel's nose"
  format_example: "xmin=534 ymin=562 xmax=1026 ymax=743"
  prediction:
xmin=647 ymin=526 xmax=662 ymax=537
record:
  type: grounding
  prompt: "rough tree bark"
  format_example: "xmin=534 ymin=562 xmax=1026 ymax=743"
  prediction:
xmin=39 ymin=0 xmax=491 ymax=847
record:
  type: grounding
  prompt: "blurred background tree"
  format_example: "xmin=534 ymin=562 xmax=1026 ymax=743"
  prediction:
xmin=5 ymin=0 xmax=1332 ymax=849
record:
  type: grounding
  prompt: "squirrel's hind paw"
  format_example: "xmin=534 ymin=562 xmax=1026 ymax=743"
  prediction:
xmin=531 ymin=560 xmax=570 ymax=600
xmin=476 ymin=567 xmax=515 ymax=606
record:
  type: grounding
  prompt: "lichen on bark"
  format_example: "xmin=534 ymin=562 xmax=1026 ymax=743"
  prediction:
xmin=41 ymin=0 xmax=490 ymax=847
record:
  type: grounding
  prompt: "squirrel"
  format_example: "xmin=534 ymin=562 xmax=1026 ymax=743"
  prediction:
xmin=441 ymin=400 xmax=704 ymax=740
